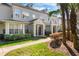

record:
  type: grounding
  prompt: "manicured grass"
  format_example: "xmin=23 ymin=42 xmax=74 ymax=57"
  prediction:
xmin=0 ymin=37 xmax=45 ymax=48
xmin=5 ymin=42 xmax=65 ymax=56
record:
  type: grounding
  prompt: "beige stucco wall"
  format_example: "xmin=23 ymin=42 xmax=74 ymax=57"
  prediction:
xmin=0 ymin=4 xmax=12 ymax=20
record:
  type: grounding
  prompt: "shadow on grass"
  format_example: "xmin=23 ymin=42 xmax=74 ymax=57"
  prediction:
xmin=63 ymin=43 xmax=77 ymax=56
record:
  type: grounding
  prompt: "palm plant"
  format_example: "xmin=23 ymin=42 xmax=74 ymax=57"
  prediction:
xmin=48 ymin=9 xmax=60 ymax=17
xmin=48 ymin=9 xmax=60 ymax=21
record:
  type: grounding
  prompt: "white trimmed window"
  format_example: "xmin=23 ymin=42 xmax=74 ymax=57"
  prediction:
xmin=15 ymin=9 xmax=22 ymax=18
xmin=22 ymin=12 xmax=29 ymax=18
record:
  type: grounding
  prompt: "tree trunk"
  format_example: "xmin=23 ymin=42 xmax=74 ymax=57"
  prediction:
xmin=60 ymin=4 xmax=66 ymax=43
xmin=70 ymin=8 xmax=79 ymax=49
xmin=65 ymin=8 xmax=71 ymax=41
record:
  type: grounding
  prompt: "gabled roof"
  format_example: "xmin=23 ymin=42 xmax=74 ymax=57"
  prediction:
xmin=27 ymin=18 xmax=46 ymax=25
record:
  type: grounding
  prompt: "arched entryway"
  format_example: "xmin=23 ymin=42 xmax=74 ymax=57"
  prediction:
xmin=33 ymin=19 xmax=45 ymax=36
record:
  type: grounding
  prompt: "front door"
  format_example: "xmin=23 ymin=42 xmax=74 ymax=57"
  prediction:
xmin=36 ymin=24 xmax=43 ymax=36
xmin=38 ymin=25 xmax=43 ymax=35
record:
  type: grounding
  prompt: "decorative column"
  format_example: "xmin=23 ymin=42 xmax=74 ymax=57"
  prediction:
xmin=37 ymin=25 xmax=39 ymax=36
xmin=5 ymin=22 xmax=9 ymax=34
xmin=43 ymin=24 xmax=45 ymax=36
xmin=51 ymin=22 xmax=53 ymax=34
xmin=22 ymin=24 xmax=25 ymax=34
xmin=33 ymin=24 xmax=36 ymax=36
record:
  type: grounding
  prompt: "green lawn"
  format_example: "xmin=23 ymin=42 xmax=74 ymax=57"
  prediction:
xmin=5 ymin=42 xmax=65 ymax=56
xmin=0 ymin=37 xmax=45 ymax=48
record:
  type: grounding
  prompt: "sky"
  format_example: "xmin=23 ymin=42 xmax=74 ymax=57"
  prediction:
xmin=22 ymin=3 xmax=59 ymax=12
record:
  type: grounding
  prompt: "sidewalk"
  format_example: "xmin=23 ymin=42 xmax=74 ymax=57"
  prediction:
xmin=0 ymin=37 xmax=51 ymax=56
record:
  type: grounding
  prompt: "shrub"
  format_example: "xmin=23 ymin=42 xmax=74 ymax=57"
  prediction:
xmin=4 ymin=34 xmax=25 ymax=41
xmin=4 ymin=34 xmax=13 ymax=41
xmin=15 ymin=34 xmax=26 ymax=40
xmin=25 ymin=33 xmax=32 ymax=38
xmin=45 ymin=31 xmax=51 ymax=36
xmin=4 ymin=34 xmax=32 ymax=41
xmin=0 ymin=34 xmax=4 ymax=40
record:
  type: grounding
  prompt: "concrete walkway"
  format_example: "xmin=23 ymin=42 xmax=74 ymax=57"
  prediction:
xmin=0 ymin=37 xmax=51 ymax=56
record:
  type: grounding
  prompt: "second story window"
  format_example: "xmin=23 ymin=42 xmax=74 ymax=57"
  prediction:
xmin=15 ymin=9 xmax=22 ymax=18
xmin=22 ymin=12 xmax=29 ymax=18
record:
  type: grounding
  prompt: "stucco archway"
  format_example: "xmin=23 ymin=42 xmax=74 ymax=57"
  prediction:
xmin=33 ymin=19 xmax=45 ymax=36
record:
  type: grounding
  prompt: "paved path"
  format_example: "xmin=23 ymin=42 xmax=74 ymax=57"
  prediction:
xmin=0 ymin=37 xmax=51 ymax=56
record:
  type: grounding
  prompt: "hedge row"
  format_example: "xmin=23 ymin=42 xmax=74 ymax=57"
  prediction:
xmin=0 ymin=34 xmax=32 ymax=41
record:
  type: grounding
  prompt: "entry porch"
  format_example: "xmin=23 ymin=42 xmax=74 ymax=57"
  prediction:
xmin=0 ymin=19 xmax=46 ymax=37
xmin=0 ymin=21 xmax=26 ymax=35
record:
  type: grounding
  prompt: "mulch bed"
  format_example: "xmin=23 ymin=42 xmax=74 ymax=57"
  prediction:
xmin=48 ymin=39 xmax=79 ymax=56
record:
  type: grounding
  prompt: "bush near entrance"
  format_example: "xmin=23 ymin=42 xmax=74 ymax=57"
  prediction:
xmin=0 ymin=34 xmax=32 ymax=41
